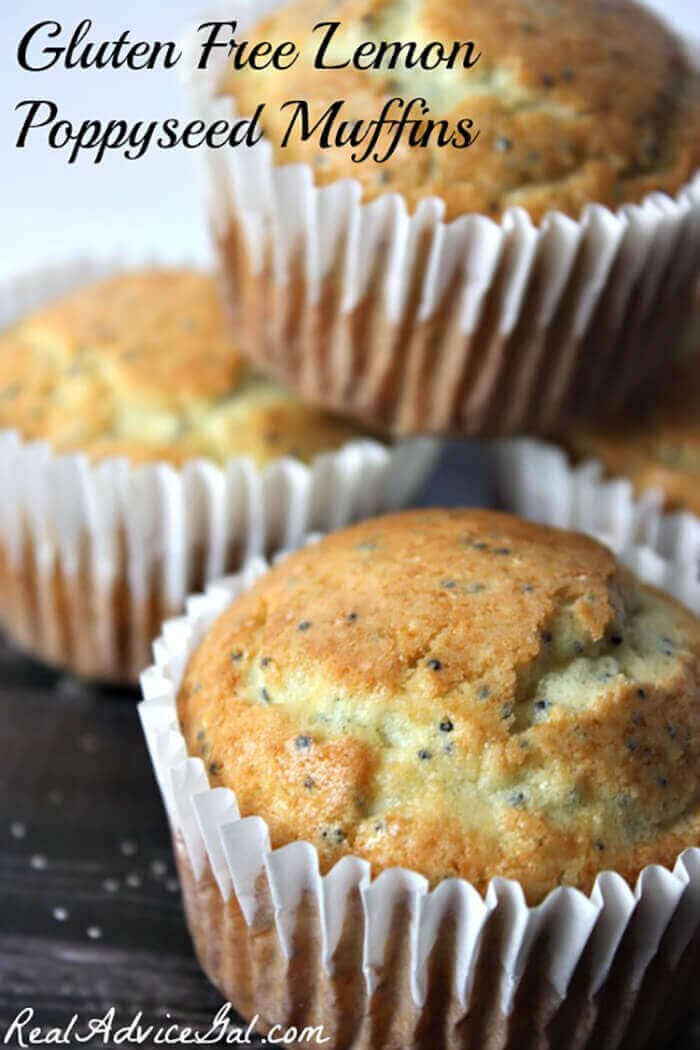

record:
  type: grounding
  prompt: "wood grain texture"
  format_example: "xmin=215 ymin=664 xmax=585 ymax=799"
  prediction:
xmin=0 ymin=637 xmax=265 ymax=1048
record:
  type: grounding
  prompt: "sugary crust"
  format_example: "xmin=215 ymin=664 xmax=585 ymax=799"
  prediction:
xmin=223 ymin=0 xmax=700 ymax=223
xmin=563 ymin=356 xmax=700 ymax=516
xmin=0 ymin=269 xmax=365 ymax=467
xmin=178 ymin=508 xmax=700 ymax=903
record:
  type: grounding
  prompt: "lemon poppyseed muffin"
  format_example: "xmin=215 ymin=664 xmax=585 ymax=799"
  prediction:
xmin=0 ymin=268 xmax=366 ymax=466
xmin=178 ymin=508 xmax=700 ymax=904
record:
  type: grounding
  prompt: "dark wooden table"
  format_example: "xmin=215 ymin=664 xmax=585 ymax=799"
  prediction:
xmin=0 ymin=445 xmax=698 ymax=1048
xmin=0 ymin=641 xmax=240 ymax=1047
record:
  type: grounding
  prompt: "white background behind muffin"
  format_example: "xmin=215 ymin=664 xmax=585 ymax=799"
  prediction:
xmin=1 ymin=0 xmax=697 ymax=279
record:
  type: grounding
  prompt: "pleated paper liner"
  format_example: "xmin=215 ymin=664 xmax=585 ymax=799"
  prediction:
xmin=0 ymin=260 xmax=439 ymax=682
xmin=492 ymin=437 xmax=700 ymax=575
xmin=140 ymin=535 xmax=700 ymax=1050
xmin=183 ymin=7 xmax=700 ymax=436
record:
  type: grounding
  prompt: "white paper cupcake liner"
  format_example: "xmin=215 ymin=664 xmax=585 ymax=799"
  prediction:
xmin=0 ymin=260 xmax=439 ymax=682
xmin=139 ymin=533 xmax=700 ymax=1049
xmin=492 ymin=437 xmax=700 ymax=576
xmin=184 ymin=8 xmax=700 ymax=436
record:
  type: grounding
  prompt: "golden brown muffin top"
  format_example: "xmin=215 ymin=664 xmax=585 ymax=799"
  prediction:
xmin=221 ymin=0 xmax=700 ymax=224
xmin=564 ymin=356 xmax=700 ymax=516
xmin=0 ymin=269 xmax=365 ymax=467
xmin=178 ymin=508 xmax=700 ymax=903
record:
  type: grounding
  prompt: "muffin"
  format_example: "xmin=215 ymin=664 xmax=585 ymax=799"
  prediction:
xmin=225 ymin=0 xmax=700 ymax=225
xmin=562 ymin=356 xmax=700 ymax=517
xmin=0 ymin=263 xmax=436 ymax=681
xmin=193 ymin=0 xmax=700 ymax=434
xmin=0 ymin=268 xmax=366 ymax=466
xmin=141 ymin=509 xmax=700 ymax=1049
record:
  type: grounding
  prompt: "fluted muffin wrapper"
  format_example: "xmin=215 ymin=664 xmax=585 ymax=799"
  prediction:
xmin=184 ymin=10 xmax=700 ymax=436
xmin=140 ymin=536 xmax=700 ymax=1049
xmin=0 ymin=260 xmax=439 ymax=682
xmin=492 ymin=437 xmax=700 ymax=577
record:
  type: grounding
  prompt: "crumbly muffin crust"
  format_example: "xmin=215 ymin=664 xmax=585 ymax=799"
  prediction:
xmin=563 ymin=356 xmax=700 ymax=516
xmin=178 ymin=508 xmax=700 ymax=903
xmin=222 ymin=0 xmax=700 ymax=223
xmin=0 ymin=269 xmax=365 ymax=466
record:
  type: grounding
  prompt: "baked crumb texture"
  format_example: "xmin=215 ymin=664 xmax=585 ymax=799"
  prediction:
xmin=564 ymin=356 xmax=700 ymax=517
xmin=0 ymin=269 xmax=364 ymax=466
xmin=224 ymin=0 xmax=700 ymax=223
xmin=178 ymin=508 xmax=700 ymax=904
